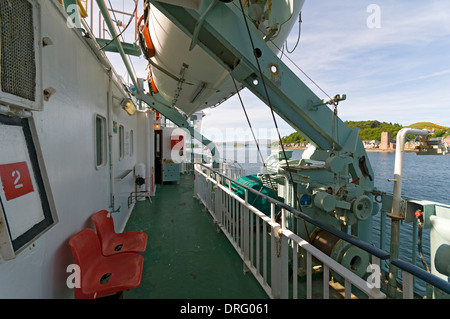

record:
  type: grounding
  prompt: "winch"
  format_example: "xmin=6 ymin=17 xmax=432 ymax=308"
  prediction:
xmin=263 ymin=149 xmax=377 ymax=278
xmin=310 ymin=228 xmax=370 ymax=282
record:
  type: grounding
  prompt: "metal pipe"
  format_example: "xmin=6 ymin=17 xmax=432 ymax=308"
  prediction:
xmin=90 ymin=0 xmax=94 ymax=31
xmin=107 ymin=69 xmax=115 ymax=212
xmin=95 ymin=0 xmax=139 ymax=92
xmin=389 ymin=128 xmax=431 ymax=219
xmin=387 ymin=128 xmax=431 ymax=297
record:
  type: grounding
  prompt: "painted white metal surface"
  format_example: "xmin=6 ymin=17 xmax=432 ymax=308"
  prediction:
xmin=0 ymin=0 xmax=154 ymax=298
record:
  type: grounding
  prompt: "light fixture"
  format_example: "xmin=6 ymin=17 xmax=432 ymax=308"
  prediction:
xmin=121 ymin=98 xmax=137 ymax=115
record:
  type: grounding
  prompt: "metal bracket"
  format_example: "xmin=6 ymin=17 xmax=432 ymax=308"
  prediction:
xmin=308 ymin=94 xmax=346 ymax=111
xmin=189 ymin=0 xmax=218 ymax=51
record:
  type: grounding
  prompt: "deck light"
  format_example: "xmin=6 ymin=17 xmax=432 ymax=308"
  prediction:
xmin=121 ymin=98 xmax=137 ymax=115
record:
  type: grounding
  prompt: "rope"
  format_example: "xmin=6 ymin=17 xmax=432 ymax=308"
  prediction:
xmin=237 ymin=0 xmax=309 ymax=238
xmin=285 ymin=12 xmax=302 ymax=54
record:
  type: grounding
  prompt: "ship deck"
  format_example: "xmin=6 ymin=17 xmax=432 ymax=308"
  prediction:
xmin=122 ymin=172 xmax=268 ymax=299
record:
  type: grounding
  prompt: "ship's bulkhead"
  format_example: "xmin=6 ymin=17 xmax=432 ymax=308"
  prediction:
xmin=0 ymin=0 xmax=154 ymax=298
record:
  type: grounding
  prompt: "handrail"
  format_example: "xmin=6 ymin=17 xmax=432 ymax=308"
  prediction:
xmin=391 ymin=259 xmax=450 ymax=295
xmin=196 ymin=164 xmax=387 ymax=299
xmin=198 ymin=163 xmax=390 ymax=260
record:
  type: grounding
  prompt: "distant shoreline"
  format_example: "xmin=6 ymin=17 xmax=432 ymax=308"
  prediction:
xmin=269 ymin=145 xmax=419 ymax=153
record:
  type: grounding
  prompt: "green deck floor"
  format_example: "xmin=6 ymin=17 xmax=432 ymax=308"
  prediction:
xmin=122 ymin=173 xmax=268 ymax=299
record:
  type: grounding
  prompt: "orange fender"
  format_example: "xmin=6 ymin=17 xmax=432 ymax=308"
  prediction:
xmin=150 ymin=77 xmax=159 ymax=94
xmin=138 ymin=15 xmax=155 ymax=58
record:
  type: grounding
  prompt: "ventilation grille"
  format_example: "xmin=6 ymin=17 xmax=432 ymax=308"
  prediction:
xmin=0 ymin=0 xmax=36 ymax=102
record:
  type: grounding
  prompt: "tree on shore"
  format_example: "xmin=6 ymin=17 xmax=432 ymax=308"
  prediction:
xmin=274 ymin=121 xmax=449 ymax=145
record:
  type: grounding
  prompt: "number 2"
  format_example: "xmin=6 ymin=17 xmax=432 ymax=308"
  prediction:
xmin=12 ymin=170 xmax=23 ymax=189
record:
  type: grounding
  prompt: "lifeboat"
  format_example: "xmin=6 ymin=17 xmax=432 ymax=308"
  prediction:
xmin=143 ymin=0 xmax=304 ymax=116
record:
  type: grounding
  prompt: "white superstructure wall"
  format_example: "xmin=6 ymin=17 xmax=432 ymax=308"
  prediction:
xmin=0 ymin=0 xmax=151 ymax=298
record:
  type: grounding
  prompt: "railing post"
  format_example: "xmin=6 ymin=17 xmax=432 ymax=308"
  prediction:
xmin=278 ymin=208 xmax=289 ymax=298
xmin=270 ymin=223 xmax=282 ymax=299
xmin=306 ymin=251 xmax=312 ymax=299
xmin=194 ymin=165 xmax=198 ymax=198
xmin=323 ymin=264 xmax=330 ymax=299
xmin=371 ymin=256 xmax=382 ymax=298
xmin=243 ymin=189 xmax=250 ymax=268
xmin=293 ymin=243 xmax=298 ymax=299
xmin=402 ymin=270 xmax=414 ymax=299
xmin=271 ymin=203 xmax=275 ymax=223
xmin=345 ymin=280 xmax=352 ymax=299
xmin=263 ymin=220 xmax=268 ymax=286
xmin=206 ymin=178 xmax=211 ymax=211
xmin=214 ymin=174 xmax=221 ymax=223
xmin=280 ymin=233 xmax=289 ymax=299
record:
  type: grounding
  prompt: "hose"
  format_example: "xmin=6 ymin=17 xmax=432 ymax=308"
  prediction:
xmin=415 ymin=210 xmax=430 ymax=272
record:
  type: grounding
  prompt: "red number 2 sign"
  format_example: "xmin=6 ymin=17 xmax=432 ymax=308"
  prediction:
xmin=0 ymin=162 xmax=34 ymax=201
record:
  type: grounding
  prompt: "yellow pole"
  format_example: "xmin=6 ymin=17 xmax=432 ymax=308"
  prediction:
xmin=77 ymin=0 xmax=88 ymax=18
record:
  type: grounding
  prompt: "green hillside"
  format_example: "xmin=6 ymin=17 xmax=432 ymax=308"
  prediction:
xmin=345 ymin=121 xmax=403 ymax=141
xmin=408 ymin=122 xmax=449 ymax=138
xmin=409 ymin=122 xmax=448 ymax=130
xmin=276 ymin=121 xmax=449 ymax=144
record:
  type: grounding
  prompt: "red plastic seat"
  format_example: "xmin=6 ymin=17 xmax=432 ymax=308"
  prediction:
xmin=69 ymin=228 xmax=144 ymax=299
xmin=91 ymin=210 xmax=148 ymax=256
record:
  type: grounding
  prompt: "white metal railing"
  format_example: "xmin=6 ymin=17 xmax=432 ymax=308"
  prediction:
xmin=194 ymin=164 xmax=387 ymax=299
xmin=185 ymin=150 xmax=245 ymax=179
xmin=392 ymin=259 xmax=450 ymax=299
xmin=180 ymin=162 xmax=194 ymax=174
xmin=217 ymin=161 xmax=245 ymax=180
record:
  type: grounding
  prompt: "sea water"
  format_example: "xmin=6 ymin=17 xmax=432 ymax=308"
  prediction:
xmin=221 ymin=145 xmax=450 ymax=294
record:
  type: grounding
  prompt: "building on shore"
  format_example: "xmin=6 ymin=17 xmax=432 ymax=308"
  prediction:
xmin=379 ymin=132 xmax=396 ymax=151
xmin=363 ymin=140 xmax=380 ymax=149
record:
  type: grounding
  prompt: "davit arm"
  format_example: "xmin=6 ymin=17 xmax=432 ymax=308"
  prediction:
xmin=135 ymin=91 xmax=220 ymax=166
xmin=147 ymin=0 xmax=374 ymax=190
xmin=148 ymin=0 xmax=376 ymax=239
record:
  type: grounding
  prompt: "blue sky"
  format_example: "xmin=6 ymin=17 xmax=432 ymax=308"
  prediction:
xmin=200 ymin=1 xmax=450 ymax=140
xmin=104 ymin=1 xmax=450 ymax=141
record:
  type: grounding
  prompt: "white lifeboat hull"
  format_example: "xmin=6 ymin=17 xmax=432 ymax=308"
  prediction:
xmin=148 ymin=1 xmax=304 ymax=116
